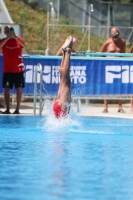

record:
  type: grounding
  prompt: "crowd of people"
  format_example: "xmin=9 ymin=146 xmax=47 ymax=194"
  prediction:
xmin=0 ymin=24 xmax=133 ymax=117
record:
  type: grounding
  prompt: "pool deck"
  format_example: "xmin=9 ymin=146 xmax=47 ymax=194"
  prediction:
xmin=0 ymin=102 xmax=133 ymax=119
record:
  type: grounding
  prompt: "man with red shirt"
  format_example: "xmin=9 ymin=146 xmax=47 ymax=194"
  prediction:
xmin=0 ymin=24 xmax=4 ymax=109
xmin=0 ymin=25 xmax=25 ymax=114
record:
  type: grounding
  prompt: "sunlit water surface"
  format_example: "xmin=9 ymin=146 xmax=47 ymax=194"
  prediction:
xmin=0 ymin=114 xmax=133 ymax=200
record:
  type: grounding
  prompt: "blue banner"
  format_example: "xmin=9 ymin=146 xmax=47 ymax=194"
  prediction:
xmin=0 ymin=54 xmax=133 ymax=96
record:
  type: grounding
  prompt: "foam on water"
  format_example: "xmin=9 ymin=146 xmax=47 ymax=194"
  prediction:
xmin=37 ymin=112 xmax=133 ymax=135
xmin=38 ymin=111 xmax=82 ymax=133
xmin=37 ymin=96 xmax=133 ymax=135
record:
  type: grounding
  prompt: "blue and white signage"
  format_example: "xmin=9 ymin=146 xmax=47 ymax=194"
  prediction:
xmin=0 ymin=54 xmax=133 ymax=96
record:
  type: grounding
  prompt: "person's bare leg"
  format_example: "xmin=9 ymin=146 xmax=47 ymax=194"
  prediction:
xmin=59 ymin=48 xmax=65 ymax=71
xmin=102 ymin=99 xmax=108 ymax=112
xmin=58 ymin=36 xmax=72 ymax=94
xmin=59 ymin=36 xmax=72 ymax=108
xmin=118 ymin=100 xmax=125 ymax=112
xmin=57 ymin=48 xmax=66 ymax=97
xmin=62 ymin=48 xmax=71 ymax=76
xmin=4 ymin=88 xmax=10 ymax=110
xmin=53 ymin=36 xmax=72 ymax=117
xmin=60 ymin=47 xmax=71 ymax=114
xmin=0 ymin=102 xmax=4 ymax=108
xmin=130 ymin=96 xmax=133 ymax=113
xmin=61 ymin=36 xmax=72 ymax=76
xmin=118 ymin=100 xmax=122 ymax=109
xmin=16 ymin=87 xmax=22 ymax=111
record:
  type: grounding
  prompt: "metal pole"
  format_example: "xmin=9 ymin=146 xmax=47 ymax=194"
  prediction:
xmin=107 ymin=3 xmax=110 ymax=39
xmin=87 ymin=4 xmax=93 ymax=52
xmin=57 ymin=0 xmax=60 ymax=20
xmin=33 ymin=66 xmax=37 ymax=116
xmin=33 ymin=64 xmax=43 ymax=116
xmin=39 ymin=64 xmax=43 ymax=116
xmin=45 ymin=2 xmax=56 ymax=55
xmin=88 ymin=7 xmax=91 ymax=52
xmin=45 ymin=10 xmax=49 ymax=55
xmin=77 ymin=98 xmax=81 ymax=113
xmin=82 ymin=0 xmax=87 ymax=33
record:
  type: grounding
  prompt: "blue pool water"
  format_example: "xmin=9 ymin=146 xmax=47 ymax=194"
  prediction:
xmin=0 ymin=115 xmax=133 ymax=200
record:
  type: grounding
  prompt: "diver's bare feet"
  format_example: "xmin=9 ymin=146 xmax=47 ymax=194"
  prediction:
xmin=62 ymin=36 xmax=73 ymax=51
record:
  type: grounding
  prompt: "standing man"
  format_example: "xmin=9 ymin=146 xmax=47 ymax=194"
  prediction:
xmin=0 ymin=25 xmax=2 ymax=53
xmin=129 ymin=44 xmax=133 ymax=53
xmin=0 ymin=25 xmax=4 ymax=108
xmin=0 ymin=25 xmax=25 ymax=114
xmin=100 ymin=27 xmax=126 ymax=113
xmin=129 ymin=45 xmax=133 ymax=112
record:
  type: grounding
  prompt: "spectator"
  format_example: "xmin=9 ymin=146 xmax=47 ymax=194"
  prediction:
xmin=56 ymin=37 xmax=77 ymax=56
xmin=129 ymin=46 xmax=133 ymax=112
xmin=0 ymin=25 xmax=25 ymax=114
xmin=0 ymin=25 xmax=2 ymax=53
xmin=100 ymin=27 xmax=126 ymax=113
xmin=130 ymin=96 xmax=133 ymax=113
xmin=129 ymin=45 xmax=133 ymax=53
xmin=0 ymin=25 xmax=4 ymax=108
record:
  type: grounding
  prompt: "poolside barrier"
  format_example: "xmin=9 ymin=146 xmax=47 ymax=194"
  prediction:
xmin=33 ymin=63 xmax=43 ymax=116
xmin=1 ymin=53 xmax=133 ymax=114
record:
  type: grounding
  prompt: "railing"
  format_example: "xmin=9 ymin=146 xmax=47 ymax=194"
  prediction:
xmin=33 ymin=63 xmax=43 ymax=116
xmin=71 ymin=52 xmax=133 ymax=57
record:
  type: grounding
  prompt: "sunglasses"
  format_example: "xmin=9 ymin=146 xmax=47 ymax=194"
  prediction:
xmin=111 ymin=32 xmax=119 ymax=35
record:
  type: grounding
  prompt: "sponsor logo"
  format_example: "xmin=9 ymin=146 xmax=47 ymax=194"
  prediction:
xmin=106 ymin=65 xmax=133 ymax=83
xmin=25 ymin=65 xmax=86 ymax=84
xmin=70 ymin=66 xmax=86 ymax=84
xmin=18 ymin=63 xmax=25 ymax=72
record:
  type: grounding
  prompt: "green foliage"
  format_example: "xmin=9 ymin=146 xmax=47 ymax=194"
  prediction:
xmin=4 ymin=0 xmax=47 ymax=53
xmin=102 ymin=0 xmax=133 ymax=2
xmin=4 ymin=0 xmax=131 ymax=54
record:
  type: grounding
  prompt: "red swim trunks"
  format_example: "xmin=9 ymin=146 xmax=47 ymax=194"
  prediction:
xmin=53 ymin=102 xmax=66 ymax=117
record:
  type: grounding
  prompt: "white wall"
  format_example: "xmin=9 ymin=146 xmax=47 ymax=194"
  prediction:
xmin=0 ymin=0 xmax=13 ymax=24
xmin=0 ymin=23 xmax=24 ymax=38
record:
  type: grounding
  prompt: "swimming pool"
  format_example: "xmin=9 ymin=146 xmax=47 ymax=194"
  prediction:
xmin=0 ymin=115 xmax=133 ymax=200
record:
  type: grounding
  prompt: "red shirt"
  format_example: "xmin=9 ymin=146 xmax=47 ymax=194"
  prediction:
xmin=0 ymin=36 xmax=25 ymax=73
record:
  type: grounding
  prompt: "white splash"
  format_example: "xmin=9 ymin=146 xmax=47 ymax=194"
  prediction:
xmin=36 ymin=96 xmax=81 ymax=133
xmin=47 ymin=113 xmax=81 ymax=132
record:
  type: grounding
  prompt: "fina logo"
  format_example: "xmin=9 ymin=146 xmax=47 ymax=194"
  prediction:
xmin=25 ymin=65 xmax=51 ymax=84
xmin=25 ymin=65 xmax=86 ymax=84
xmin=106 ymin=65 xmax=133 ymax=83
